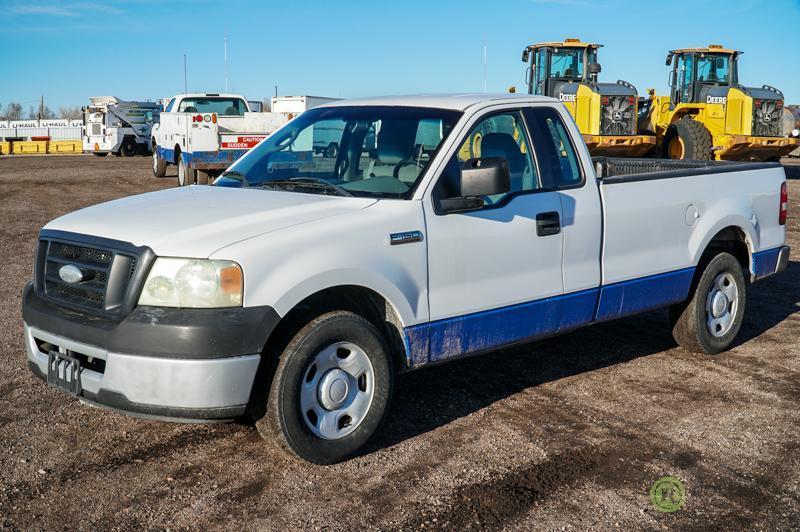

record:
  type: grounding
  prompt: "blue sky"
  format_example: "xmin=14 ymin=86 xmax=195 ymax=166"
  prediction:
xmin=1 ymin=0 xmax=799 ymax=110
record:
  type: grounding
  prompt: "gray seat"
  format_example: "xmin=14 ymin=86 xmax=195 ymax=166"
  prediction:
xmin=369 ymin=121 xmax=419 ymax=182
xmin=480 ymin=133 xmax=526 ymax=191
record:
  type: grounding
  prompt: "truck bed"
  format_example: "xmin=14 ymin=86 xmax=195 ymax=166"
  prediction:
xmin=595 ymin=157 xmax=786 ymax=321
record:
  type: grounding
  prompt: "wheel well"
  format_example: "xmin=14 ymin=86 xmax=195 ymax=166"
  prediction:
xmin=261 ymin=286 xmax=409 ymax=375
xmin=703 ymin=227 xmax=750 ymax=279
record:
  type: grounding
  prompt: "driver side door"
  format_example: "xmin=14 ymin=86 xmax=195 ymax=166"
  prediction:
xmin=419 ymin=107 xmax=565 ymax=364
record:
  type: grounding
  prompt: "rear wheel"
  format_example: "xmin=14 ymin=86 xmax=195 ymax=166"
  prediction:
xmin=177 ymin=155 xmax=196 ymax=186
xmin=120 ymin=138 xmax=137 ymax=157
xmin=152 ymin=149 xmax=167 ymax=177
xmin=255 ymin=311 xmax=393 ymax=464
xmin=664 ymin=117 xmax=713 ymax=160
xmin=669 ymin=252 xmax=746 ymax=354
xmin=324 ymin=142 xmax=339 ymax=159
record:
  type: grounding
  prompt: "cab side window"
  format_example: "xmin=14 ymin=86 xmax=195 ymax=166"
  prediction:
xmin=441 ymin=111 xmax=538 ymax=205
xmin=523 ymin=107 xmax=582 ymax=188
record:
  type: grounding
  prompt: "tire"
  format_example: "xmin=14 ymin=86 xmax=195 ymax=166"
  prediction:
xmin=120 ymin=139 xmax=137 ymax=157
xmin=324 ymin=142 xmax=339 ymax=159
xmin=669 ymin=252 xmax=746 ymax=354
xmin=255 ymin=311 xmax=393 ymax=464
xmin=177 ymin=155 xmax=196 ymax=186
xmin=93 ymin=152 xmax=108 ymax=158
xmin=663 ymin=117 xmax=713 ymax=160
xmin=152 ymin=149 xmax=167 ymax=177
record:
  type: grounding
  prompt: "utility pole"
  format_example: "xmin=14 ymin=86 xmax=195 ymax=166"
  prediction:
xmin=224 ymin=32 xmax=228 ymax=92
xmin=39 ymin=95 xmax=44 ymax=120
xmin=483 ymin=37 xmax=488 ymax=93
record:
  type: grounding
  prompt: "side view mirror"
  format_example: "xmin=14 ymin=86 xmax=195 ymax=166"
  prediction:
xmin=521 ymin=49 xmax=530 ymax=63
xmin=440 ymin=157 xmax=510 ymax=214
xmin=668 ymin=70 xmax=676 ymax=88
xmin=588 ymin=63 xmax=602 ymax=75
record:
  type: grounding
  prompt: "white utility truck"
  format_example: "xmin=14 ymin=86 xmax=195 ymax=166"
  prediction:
xmin=24 ymin=94 xmax=790 ymax=464
xmin=152 ymin=93 xmax=336 ymax=185
xmin=82 ymin=96 xmax=160 ymax=157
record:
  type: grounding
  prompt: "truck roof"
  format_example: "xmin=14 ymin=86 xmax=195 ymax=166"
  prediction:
xmin=172 ymin=93 xmax=248 ymax=99
xmin=88 ymin=96 xmax=159 ymax=108
xmin=319 ymin=93 xmax=555 ymax=111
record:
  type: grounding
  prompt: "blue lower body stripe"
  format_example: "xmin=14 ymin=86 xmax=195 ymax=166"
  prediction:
xmin=751 ymin=247 xmax=781 ymax=280
xmin=594 ymin=267 xmax=695 ymax=323
xmin=404 ymin=266 xmax=697 ymax=367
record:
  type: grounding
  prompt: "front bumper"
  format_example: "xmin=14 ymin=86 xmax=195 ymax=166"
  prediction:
xmin=716 ymin=135 xmax=800 ymax=160
xmin=22 ymin=283 xmax=279 ymax=421
xmin=582 ymin=134 xmax=657 ymax=157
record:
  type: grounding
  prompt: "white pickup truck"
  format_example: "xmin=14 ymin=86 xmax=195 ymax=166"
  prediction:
xmin=151 ymin=93 xmax=288 ymax=185
xmin=23 ymin=94 xmax=789 ymax=464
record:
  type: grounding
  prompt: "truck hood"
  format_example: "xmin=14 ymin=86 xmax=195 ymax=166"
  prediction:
xmin=44 ymin=186 xmax=377 ymax=257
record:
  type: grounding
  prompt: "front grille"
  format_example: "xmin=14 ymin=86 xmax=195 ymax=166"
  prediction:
xmin=601 ymin=96 xmax=636 ymax=136
xmin=37 ymin=236 xmax=140 ymax=317
xmin=90 ymin=123 xmax=102 ymax=136
xmin=753 ymin=100 xmax=782 ymax=137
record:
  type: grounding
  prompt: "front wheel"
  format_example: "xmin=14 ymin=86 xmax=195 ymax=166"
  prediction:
xmin=670 ymin=252 xmax=746 ymax=354
xmin=255 ymin=311 xmax=393 ymax=464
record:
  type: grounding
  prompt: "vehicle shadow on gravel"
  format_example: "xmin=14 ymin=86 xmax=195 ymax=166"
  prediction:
xmin=367 ymin=260 xmax=800 ymax=453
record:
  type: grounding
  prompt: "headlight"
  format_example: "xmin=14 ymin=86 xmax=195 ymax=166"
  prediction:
xmin=138 ymin=258 xmax=243 ymax=308
xmin=792 ymin=128 xmax=800 ymax=138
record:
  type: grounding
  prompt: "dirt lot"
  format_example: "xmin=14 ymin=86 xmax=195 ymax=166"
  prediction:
xmin=1 ymin=155 xmax=799 ymax=531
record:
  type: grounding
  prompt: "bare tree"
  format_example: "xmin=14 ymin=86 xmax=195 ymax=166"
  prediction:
xmin=27 ymin=104 xmax=56 ymax=120
xmin=58 ymin=106 xmax=83 ymax=120
xmin=0 ymin=102 xmax=23 ymax=121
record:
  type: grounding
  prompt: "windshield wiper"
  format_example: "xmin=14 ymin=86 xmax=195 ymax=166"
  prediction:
xmin=259 ymin=178 xmax=353 ymax=197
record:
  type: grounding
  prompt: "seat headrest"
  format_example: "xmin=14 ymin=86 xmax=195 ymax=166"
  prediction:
xmin=377 ymin=120 xmax=417 ymax=164
xmin=223 ymin=106 xmax=238 ymax=115
xmin=481 ymin=133 xmax=525 ymax=173
xmin=183 ymin=106 xmax=198 ymax=113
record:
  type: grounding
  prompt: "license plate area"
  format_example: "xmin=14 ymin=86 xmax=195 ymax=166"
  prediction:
xmin=47 ymin=350 xmax=82 ymax=396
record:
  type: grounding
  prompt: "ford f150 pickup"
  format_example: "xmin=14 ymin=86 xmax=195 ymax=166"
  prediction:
xmin=23 ymin=94 xmax=790 ymax=464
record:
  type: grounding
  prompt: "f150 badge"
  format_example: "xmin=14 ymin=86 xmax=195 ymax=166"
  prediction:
xmin=390 ymin=231 xmax=423 ymax=245
xmin=58 ymin=264 xmax=83 ymax=284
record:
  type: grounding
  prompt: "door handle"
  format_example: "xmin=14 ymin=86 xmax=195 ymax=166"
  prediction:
xmin=536 ymin=211 xmax=561 ymax=236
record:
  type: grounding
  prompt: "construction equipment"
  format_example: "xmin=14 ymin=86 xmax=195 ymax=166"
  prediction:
xmin=640 ymin=44 xmax=799 ymax=161
xmin=521 ymin=38 xmax=656 ymax=157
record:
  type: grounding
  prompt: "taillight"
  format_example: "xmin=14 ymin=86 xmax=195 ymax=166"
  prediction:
xmin=194 ymin=114 xmax=203 ymax=122
xmin=776 ymin=100 xmax=784 ymax=109
xmin=754 ymin=99 xmax=762 ymax=108
xmin=780 ymin=181 xmax=788 ymax=225
xmin=601 ymin=96 xmax=610 ymax=105
xmin=211 ymin=114 xmax=217 ymax=124
xmin=628 ymin=96 xmax=635 ymax=105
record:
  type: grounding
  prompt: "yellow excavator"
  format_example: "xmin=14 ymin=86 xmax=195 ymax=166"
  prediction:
xmin=521 ymin=38 xmax=656 ymax=156
xmin=640 ymin=44 xmax=799 ymax=161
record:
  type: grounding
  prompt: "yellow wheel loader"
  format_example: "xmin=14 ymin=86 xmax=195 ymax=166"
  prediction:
xmin=521 ymin=38 xmax=656 ymax=157
xmin=640 ymin=44 xmax=799 ymax=161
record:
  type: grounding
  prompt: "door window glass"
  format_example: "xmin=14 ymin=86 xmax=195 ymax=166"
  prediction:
xmin=524 ymin=107 xmax=582 ymax=188
xmin=442 ymin=111 xmax=538 ymax=205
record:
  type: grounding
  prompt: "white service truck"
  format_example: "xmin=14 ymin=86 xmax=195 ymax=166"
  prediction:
xmin=82 ymin=97 xmax=160 ymax=157
xmin=152 ymin=93 xmax=336 ymax=185
xmin=23 ymin=94 xmax=789 ymax=464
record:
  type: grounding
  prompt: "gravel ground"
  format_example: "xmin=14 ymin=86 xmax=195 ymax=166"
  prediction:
xmin=1 ymin=155 xmax=799 ymax=531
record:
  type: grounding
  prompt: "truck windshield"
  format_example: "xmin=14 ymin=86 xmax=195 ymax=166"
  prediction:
xmin=177 ymin=97 xmax=248 ymax=116
xmin=218 ymin=106 xmax=462 ymax=199
xmin=550 ymin=48 xmax=584 ymax=79
xmin=696 ymin=54 xmax=731 ymax=84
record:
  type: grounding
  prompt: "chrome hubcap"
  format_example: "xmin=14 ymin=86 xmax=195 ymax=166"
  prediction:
xmin=706 ymin=272 xmax=738 ymax=337
xmin=300 ymin=342 xmax=374 ymax=440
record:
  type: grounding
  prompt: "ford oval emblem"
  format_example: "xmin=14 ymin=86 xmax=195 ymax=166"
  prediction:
xmin=58 ymin=264 xmax=84 ymax=284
